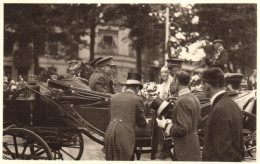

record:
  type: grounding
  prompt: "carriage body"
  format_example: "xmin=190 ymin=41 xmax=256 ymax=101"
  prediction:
xmin=3 ymin=73 xmax=256 ymax=160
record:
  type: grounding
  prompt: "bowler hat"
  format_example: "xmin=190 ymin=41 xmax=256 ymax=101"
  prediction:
xmin=89 ymin=57 xmax=103 ymax=67
xmin=213 ymin=39 xmax=224 ymax=44
xmin=150 ymin=97 xmax=172 ymax=118
xmin=96 ymin=56 xmax=116 ymax=67
xmin=166 ymin=58 xmax=183 ymax=67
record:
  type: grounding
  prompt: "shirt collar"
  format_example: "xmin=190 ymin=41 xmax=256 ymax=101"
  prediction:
xmin=126 ymin=89 xmax=135 ymax=94
xmin=178 ymin=88 xmax=190 ymax=97
xmin=210 ymin=90 xmax=226 ymax=105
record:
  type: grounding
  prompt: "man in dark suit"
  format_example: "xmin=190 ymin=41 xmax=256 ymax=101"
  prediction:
xmin=105 ymin=73 xmax=147 ymax=160
xmin=201 ymin=68 xmax=244 ymax=161
xmin=89 ymin=56 xmax=116 ymax=94
xmin=156 ymin=71 xmax=201 ymax=161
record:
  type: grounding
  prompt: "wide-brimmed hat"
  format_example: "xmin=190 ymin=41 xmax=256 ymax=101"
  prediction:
xmin=96 ymin=56 xmax=116 ymax=67
xmin=150 ymin=97 xmax=172 ymax=118
xmin=213 ymin=39 xmax=224 ymax=44
xmin=122 ymin=72 xmax=143 ymax=88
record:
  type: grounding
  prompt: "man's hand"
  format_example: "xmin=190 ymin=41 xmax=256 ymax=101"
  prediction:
xmin=156 ymin=116 xmax=167 ymax=129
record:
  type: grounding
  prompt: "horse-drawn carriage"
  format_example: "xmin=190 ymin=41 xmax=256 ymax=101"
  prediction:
xmin=3 ymin=74 xmax=256 ymax=160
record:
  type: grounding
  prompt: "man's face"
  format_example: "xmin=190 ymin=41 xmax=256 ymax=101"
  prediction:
xmin=102 ymin=65 xmax=114 ymax=75
xmin=168 ymin=66 xmax=181 ymax=77
xmin=171 ymin=76 xmax=179 ymax=93
xmin=201 ymin=81 xmax=211 ymax=98
xmin=213 ymin=42 xmax=222 ymax=50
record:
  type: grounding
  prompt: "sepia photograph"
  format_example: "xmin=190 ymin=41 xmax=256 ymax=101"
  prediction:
xmin=2 ymin=1 xmax=257 ymax=162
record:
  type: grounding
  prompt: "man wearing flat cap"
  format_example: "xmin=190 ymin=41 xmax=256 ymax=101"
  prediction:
xmin=211 ymin=39 xmax=228 ymax=71
xmin=89 ymin=56 xmax=116 ymax=94
xmin=105 ymin=73 xmax=148 ymax=160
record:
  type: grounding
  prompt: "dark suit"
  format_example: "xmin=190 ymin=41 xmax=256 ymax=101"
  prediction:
xmin=105 ymin=91 xmax=147 ymax=160
xmin=89 ymin=68 xmax=115 ymax=94
xmin=202 ymin=93 xmax=244 ymax=161
xmin=168 ymin=92 xmax=201 ymax=161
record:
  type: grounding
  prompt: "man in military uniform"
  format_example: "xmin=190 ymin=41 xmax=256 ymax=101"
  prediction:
xmin=89 ymin=56 xmax=116 ymax=94
xmin=167 ymin=58 xmax=183 ymax=96
xmin=211 ymin=39 xmax=228 ymax=71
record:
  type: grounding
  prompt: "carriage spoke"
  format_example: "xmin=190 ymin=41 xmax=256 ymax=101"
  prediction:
xmin=244 ymin=131 xmax=256 ymax=143
xmin=21 ymin=142 xmax=29 ymax=159
xmin=3 ymin=156 xmax=13 ymax=160
xmin=54 ymin=151 xmax=57 ymax=160
xmin=13 ymin=135 xmax=19 ymax=158
xmin=25 ymin=147 xmax=42 ymax=159
xmin=60 ymin=148 xmax=77 ymax=160
xmin=3 ymin=143 xmax=16 ymax=159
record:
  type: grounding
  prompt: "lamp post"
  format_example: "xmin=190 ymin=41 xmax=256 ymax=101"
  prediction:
xmin=165 ymin=7 xmax=170 ymax=64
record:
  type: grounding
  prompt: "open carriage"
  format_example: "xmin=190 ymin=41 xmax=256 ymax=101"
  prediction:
xmin=3 ymin=78 xmax=159 ymax=160
xmin=3 ymin=73 xmax=256 ymax=160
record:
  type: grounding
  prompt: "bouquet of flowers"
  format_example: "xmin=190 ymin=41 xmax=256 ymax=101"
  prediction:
xmin=138 ymin=82 xmax=159 ymax=101
xmin=190 ymin=74 xmax=203 ymax=91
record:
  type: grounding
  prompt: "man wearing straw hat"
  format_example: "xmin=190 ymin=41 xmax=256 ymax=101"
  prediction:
xmin=89 ymin=56 xmax=116 ymax=94
xmin=105 ymin=73 xmax=148 ymax=160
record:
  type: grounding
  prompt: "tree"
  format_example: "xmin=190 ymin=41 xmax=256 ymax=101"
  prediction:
xmin=4 ymin=4 xmax=110 ymax=75
xmin=193 ymin=4 xmax=257 ymax=75
xmin=4 ymin=4 xmax=49 ymax=74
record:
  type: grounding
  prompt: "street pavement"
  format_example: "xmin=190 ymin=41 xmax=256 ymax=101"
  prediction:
xmin=79 ymin=134 xmax=256 ymax=161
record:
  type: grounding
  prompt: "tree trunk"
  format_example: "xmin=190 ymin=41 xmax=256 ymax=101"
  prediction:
xmin=136 ymin=46 xmax=142 ymax=74
xmin=33 ymin=34 xmax=45 ymax=75
xmin=33 ymin=45 xmax=40 ymax=75
xmin=89 ymin=23 xmax=96 ymax=62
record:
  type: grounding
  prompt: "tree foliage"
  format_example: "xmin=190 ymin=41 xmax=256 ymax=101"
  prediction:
xmin=194 ymin=4 xmax=257 ymax=75
xmin=4 ymin=4 xmax=257 ymax=77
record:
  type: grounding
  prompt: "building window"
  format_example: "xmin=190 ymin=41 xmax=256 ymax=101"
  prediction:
xmin=104 ymin=36 xmax=113 ymax=46
xmin=100 ymin=35 xmax=116 ymax=49
xmin=4 ymin=66 xmax=12 ymax=82
xmin=98 ymin=29 xmax=118 ymax=50
xmin=17 ymin=67 xmax=29 ymax=81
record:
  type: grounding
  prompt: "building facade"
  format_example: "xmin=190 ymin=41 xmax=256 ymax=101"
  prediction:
xmin=4 ymin=25 xmax=137 ymax=84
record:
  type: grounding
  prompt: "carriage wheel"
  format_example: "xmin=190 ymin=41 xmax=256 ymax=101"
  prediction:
xmin=242 ymin=111 xmax=256 ymax=161
xmin=3 ymin=128 xmax=53 ymax=160
xmin=49 ymin=131 xmax=84 ymax=160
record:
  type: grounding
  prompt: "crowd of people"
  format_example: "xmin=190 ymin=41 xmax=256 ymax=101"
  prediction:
xmin=3 ymin=39 xmax=256 ymax=161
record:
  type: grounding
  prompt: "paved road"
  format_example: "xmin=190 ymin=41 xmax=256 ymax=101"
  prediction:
xmin=79 ymin=134 xmax=256 ymax=161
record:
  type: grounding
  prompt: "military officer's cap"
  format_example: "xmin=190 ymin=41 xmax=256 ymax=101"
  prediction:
xmin=89 ymin=57 xmax=104 ymax=67
xmin=166 ymin=58 xmax=183 ymax=67
xmin=213 ymin=39 xmax=224 ymax=44
xmin=96 ymin=56 xmax=116 ymax=67
xmin=67 ymin=59 xmax=78 ymax=64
